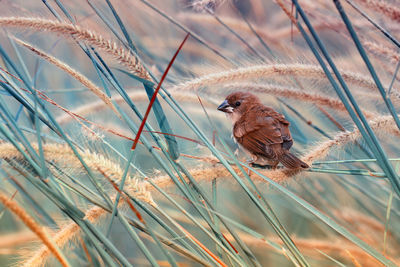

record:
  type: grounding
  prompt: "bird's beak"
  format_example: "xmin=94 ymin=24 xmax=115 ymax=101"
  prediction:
xmin=217 ymin=100 xmax=232 ymax=113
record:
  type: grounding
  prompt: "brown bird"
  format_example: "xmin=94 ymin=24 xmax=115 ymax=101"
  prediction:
xmin=217 ymin=92 xmax=309 ymax=169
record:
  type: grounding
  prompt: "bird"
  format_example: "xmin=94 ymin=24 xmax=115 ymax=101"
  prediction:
xmin=217 ymin=91 xmax=309 ymax=169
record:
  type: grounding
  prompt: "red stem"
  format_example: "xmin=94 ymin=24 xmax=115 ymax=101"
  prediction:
xmin=131 ymin=33 xmax=190 ymax=150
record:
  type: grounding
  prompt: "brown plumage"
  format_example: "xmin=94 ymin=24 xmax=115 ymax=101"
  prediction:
xmin=217 ymin=91 xmax=308 ymax=169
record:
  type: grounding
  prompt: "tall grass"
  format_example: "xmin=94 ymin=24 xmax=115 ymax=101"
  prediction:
xmin=0 ymin=0 xmax=399 ymax=266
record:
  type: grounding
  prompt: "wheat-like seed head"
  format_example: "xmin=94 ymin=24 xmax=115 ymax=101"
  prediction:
xmin=178 ymin=12 xmax=383 ymax=44
xmin=0 ymin=17 xmax=152 ymax=81
xmin=0 ymin=193 xmax=70 ymax=267
xmin=266 ymin=235 xmax=392 ymax=267
xmin=219 ymin=83 xmax=376 ymax=118
xmin=5 ymin=113 xmax=399 ymax=266
xmin=13 ymin=38 xmax=122 ymax=119
xmin=56 ymin=90 xmax=218 ymax=125
xmin=362 ymin=40 xmax=400 ymax=64
xmin=171 ymin=64 xmax=381 ymax=93
xmin=304 ymin=115 xmax=399 ymax=164
xmin=189 ymin=0 xmax=224 ymax=12
xmin=0 ymin=142 xmax=154 ymax=205
xmin=20 ymin=203 xmax=113 ymax=267
xmin=355 ymin=0 xmax=400 ymax=23
xmin=0 ymin=231 xmax=37 ymax=249
xmin=1 ymin=115 xmax=398 ymax=194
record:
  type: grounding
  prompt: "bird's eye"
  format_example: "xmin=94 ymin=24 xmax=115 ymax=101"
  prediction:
xmin=235 ymin=101 xmax=241 ymax=107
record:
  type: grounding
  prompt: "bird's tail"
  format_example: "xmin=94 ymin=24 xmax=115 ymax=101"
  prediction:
xmin=278 ymin=152 xmax=309 ymax=169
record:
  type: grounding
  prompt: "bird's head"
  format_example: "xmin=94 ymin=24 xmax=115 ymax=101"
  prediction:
xmin=217 ymin=91 xmax=260 ymax=116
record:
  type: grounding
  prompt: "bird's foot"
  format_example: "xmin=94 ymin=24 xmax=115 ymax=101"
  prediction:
xmin=246 ymin=159 xmax=283 ymax=170
xmin=248 ymin=163 xmax=284 ymax=170
xmin=251 ymin=163 xmax=274 ymax=169
xmin=245 ymin=160 xmax=255 ymax=176
xmin=246 ymin=159 xmax=272 ymax=169
xmin=246 ymin=159 xmax=257 ymax=168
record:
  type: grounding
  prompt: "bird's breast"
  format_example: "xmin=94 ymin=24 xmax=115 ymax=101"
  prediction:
xmin=226 ymin=112 xmax=241 ymax=124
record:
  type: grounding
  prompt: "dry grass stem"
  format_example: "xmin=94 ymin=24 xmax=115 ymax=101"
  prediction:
xmin=14 ymin=38 xmax=121 ymax=118
xmin=171 ymin=64 xmax=380 ymax=93
xmin=0 ymin=17 xmax=151 ymax=80
xmin=0 ymin=193 xmax=70 ymax=267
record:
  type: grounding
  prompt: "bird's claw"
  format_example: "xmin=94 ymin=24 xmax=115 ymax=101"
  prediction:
xmin=248 ymin=162 xmax=274 ymax=169
xmin=246 ymin=159 xmax=255 ymax=167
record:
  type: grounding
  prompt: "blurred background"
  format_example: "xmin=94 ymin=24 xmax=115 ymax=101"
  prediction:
xmin=0 ymin=0 xmax=399 ymax=266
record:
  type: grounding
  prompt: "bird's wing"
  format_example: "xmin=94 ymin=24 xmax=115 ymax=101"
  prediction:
xmin=234 ymin=107 xmax=292 ymax=156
